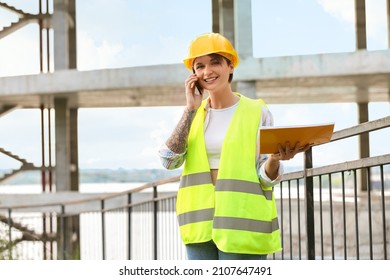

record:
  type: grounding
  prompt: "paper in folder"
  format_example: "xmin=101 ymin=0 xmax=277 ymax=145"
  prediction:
xmin=259 ymin=123 xmax=335 ymax=154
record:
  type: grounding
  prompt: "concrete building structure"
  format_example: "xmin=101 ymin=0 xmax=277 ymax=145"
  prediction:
xmin=0 ymin=0 xmax=389 ymax=259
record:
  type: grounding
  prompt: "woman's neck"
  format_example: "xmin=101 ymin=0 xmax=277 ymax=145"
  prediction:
xmin=208 ymin=88 xmax=239 ymax=109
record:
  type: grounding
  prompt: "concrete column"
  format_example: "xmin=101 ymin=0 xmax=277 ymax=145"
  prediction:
xmin=70 ymin=108 xmax=79 ymax=191
xmin=52 ymin=0 xmax=79 ymax=259
xmin=234 ymin=0 xmax=253 ymax=60
xmin=354 ymin=1 xmax=369 ymax=191
xmin=53 ymin=0 xmax=70 ymax=70
xmin=235 ymin=82 xmax=256 ymax=98
xmin=68 ymin=0 xmax=77 ymax=70
xmin=355 ymin=0 xmax=367 ymax=49
xmin=358 ymin=102 xmax=370 ymax=192
xmin=214 ymin=0 xmax=236 ymax=92
xmin=52 ymin=0 xmax=78 ymax=193
xmin=218 ymin=0 xmax=235 ymax=43
xmin=52 ymin=0 xmax=76 ymax=69
xmin=54 ymin=98 xmax=71 ymax=192
xmin=387 ymin=0 xmax=390 ymax=47
xmin=388 ymin=90 xmax=390 ymax=106
xmin=234 ymin=0 xmax=256 ymax=98
xmin=52 ymin=0 xmax=72 ymax=193
xmin=212 ymin=0 xmax=220 ymax=33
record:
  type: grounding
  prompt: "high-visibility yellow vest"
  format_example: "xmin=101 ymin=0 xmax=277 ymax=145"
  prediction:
xmin=176 ymin=93 xmax=282 ymax=255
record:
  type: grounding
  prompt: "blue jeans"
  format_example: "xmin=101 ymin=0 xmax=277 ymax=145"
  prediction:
xmin=185 ymin=240 xmax=268 ymax=260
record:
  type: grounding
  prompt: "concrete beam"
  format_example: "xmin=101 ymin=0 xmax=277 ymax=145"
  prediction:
xmin=0 ymin=50 xmax=389 ymax=106
xmin=236 ymin=49 xmax=390 ymax=80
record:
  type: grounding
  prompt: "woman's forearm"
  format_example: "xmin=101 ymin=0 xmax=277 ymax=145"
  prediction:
xmin=264 ymin=156 xmax=280 ymax=181
xmin=165 ymin=107 xmax=196 ymax=154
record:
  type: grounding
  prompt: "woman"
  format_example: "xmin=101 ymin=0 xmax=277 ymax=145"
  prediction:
xmin=158 ymin=32 xmax=303 ymax=260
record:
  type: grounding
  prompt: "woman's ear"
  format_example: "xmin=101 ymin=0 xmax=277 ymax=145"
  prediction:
xmin=229 ymin=64 xmax=234 ymax=73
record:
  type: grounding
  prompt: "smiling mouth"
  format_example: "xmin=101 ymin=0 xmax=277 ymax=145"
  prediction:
xmin=204 ymin=77 xmax=218 ymax=83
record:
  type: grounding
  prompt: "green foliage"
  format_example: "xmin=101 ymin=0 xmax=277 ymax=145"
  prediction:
xmin=0 ymin=229 xmax=14 ymax=260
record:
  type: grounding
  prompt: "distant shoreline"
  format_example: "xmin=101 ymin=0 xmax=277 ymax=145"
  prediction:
xmin=1 ymin=165 xmax=303 ymax=186
xmin=0 ymin=168 xmax=182 ymax=185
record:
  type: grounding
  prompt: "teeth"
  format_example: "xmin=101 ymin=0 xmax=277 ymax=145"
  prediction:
xmin=205 ymin=77 xmax=217 ymax=82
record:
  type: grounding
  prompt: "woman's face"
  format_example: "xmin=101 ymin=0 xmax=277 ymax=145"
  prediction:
xmin=193 ymin=54 xmax=233 ymax=92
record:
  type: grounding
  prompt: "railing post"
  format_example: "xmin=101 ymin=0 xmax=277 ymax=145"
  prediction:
xmin=379 ymin=165 xmax=388 ymax=260
xmin=366 ymin=167 xmax=373 ymax=260
xmin=127 ymin=193 xmax=132 ymax=260
xmin=7 ymin=208 xmax=13 ymax=260
xmin=101 ymin=200 xmax=106 ymax=260
xmin=353 ymin=170 xmax=360 ymax=259
xmin=279 ymin=181 xmax=284 ymax=260
xmin=304 ymin=147 xmax=315 ymax=260
xmin=153 ymin=185 xmax=158 ymax=260
xmin=60 ymin=204 xmax=66 ymax=260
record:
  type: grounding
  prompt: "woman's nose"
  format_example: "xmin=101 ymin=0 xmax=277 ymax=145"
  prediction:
xmin=204 ymin=64 xmax=212 ymax=75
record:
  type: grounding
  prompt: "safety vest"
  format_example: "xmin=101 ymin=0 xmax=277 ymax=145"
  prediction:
xmin=176 ymin=93 xmax=282 ymax=255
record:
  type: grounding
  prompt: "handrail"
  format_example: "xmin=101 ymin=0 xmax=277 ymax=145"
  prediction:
xmin=2 ymin=153 xmax=389 ymax=213
xmin=331 ymin=115 xmax=390 ymax=141
xmin=0 ymin=175 xmax=181 ymax=211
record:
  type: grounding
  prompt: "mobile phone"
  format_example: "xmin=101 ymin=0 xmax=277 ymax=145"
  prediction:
xmin=195 ymin=81 xmax=203 ymax=94
xmin=192 ymin=69 xmax=203 ymax=94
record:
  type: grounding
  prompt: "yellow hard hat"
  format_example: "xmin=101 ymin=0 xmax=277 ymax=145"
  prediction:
xmin=183 ymin=32 xmax=239 ymax=70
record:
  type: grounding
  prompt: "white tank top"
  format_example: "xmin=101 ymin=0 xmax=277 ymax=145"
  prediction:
xmin=204 ymin=102 xmax=239 ymax=169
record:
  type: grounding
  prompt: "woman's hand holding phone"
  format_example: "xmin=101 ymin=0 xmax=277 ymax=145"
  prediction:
xmin=184 ymin=73 xmax=203 ymax=111
xmin=194 ymin=81 xmax=203 ymax=95
xmin=192 ymin=69 xmax=203 ymax=96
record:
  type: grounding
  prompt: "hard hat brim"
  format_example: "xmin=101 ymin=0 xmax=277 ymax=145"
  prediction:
xmin=183 ymin=52 xmax=239 ymax=70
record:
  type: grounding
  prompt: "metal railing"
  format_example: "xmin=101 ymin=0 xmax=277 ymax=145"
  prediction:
xmin=0 ymin=116 xmax=389 ymax=260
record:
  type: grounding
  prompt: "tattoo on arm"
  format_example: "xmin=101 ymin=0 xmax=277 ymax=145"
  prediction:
xmin=166 ymin=108 xmax=196 ymax=154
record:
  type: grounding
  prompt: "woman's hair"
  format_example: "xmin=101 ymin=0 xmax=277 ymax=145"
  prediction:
xmin=193 ymin=53 xmax=234 ymax=83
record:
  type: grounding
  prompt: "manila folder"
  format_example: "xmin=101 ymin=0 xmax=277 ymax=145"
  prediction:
xmin=259 ymin=123 xmax=335 ymax=154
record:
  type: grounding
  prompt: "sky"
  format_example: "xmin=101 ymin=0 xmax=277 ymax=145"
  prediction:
xmin=0 ymin=0 xmax=389 ymax=172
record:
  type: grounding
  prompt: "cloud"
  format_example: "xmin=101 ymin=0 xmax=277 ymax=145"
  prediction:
xmin=77 ymin=31 xmax=125 ymax=70
xmin=317 ymin=0 xmax=355 ymax=23
xmin=96 ymin=40 xmax=125 ymax=68
xmin=317 ymin=0 xmax=387 ymax=48
xmin=77 ymin=28 xmax=189 ymax=71
xmin=117 ymin=35 xmax=188 ymax=67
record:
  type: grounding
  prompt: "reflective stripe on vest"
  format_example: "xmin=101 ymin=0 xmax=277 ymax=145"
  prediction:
xmin=179 ymin=172 xmax=212 ymax=188
xmin=178 ymin=210 xmax=279 ymax=234
xmin=180 ymin=174 xmax=273 ymax=200
xmin=176 ymin=93 xmax=281 ymax=254
xmin=177 ymin=208 xmax=214 ymax=226
xmin=213 ymin=216 xmax=279 ymax=233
